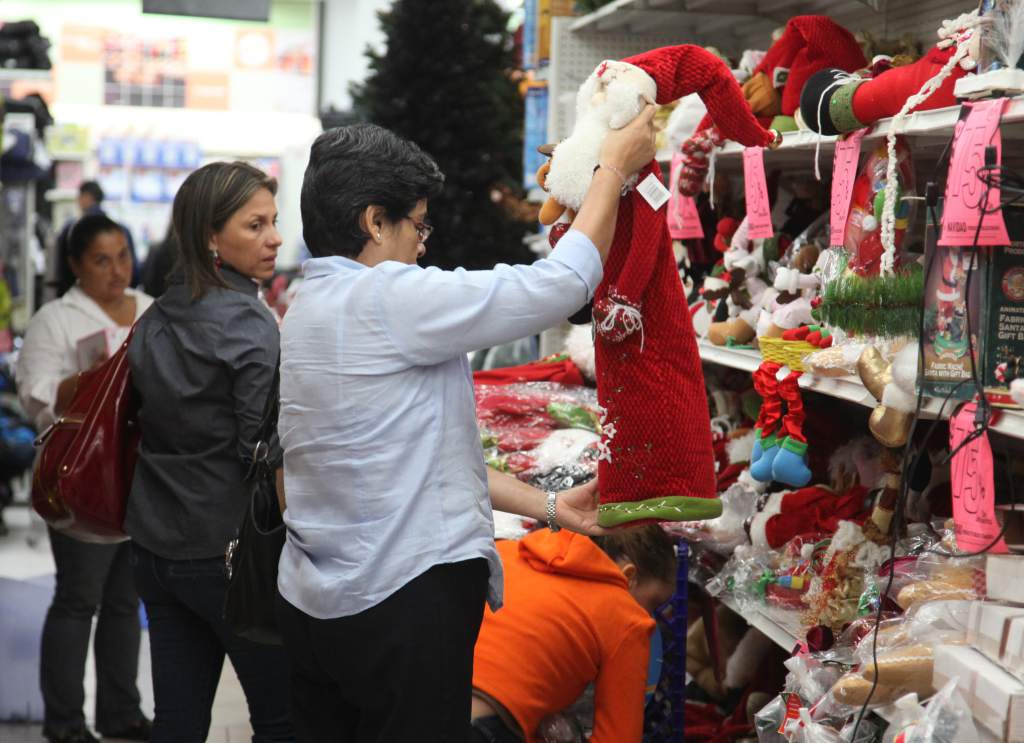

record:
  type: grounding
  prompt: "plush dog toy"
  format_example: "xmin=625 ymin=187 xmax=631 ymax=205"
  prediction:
xmin=545 ymin=45 xmax=777 ymax=527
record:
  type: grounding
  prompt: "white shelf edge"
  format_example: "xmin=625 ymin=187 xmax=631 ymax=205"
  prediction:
xmin=720 ymin=595 xmax=800 ymax=651
xmin=570 ymin=0 xmax=635 ymax=33
xmin=0 ymin=68 xmax=51 ymax=81
xmin=698 ymin=340 xmax=1024 ymax=439
xmin=711 ymin=95 xmax=1024 ymax=160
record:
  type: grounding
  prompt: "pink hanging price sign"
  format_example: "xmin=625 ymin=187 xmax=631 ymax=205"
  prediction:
xmin=667 ymin=152 xmax=704 ymax=240
xmin=949 ymin=403 xmax=1008 ymax=554
xmin=829 ymin=129 xmax=866 ymax=246
xmin=939 ymin=98 xmax=1010 ymax=247
xmin=743 ymin=147 xmax=773 ymax=239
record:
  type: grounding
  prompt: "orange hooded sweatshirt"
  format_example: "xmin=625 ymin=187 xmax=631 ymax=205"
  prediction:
xmin=472 ymin=529 xmax=655 ymax=743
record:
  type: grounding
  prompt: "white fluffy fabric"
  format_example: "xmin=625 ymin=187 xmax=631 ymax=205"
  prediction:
xmin=1012 ymin=379 xmax=1024 ymax=407
xmin=726 ymin=430 xmax=756 ymax=465
xmin=563 ymin=323 xmax=596 ymax=381
xmin=881 ymin=380 xmax=917 ymax=413
xmin=828 ymin=520 xmax=866 ymax=555
xmin=546 ymin=60 xmax=655 ymax=211
xmin=890 ymin=343 xmax=919 ymax=395
xmin=665 ymin=93 xmax=707 ymax=150
xmin=703 ymin=276 xmax=729 ymax=292
xmin=530 ymin=428 xmax=600 ymax=475
xmin=492 ymin=510 xmax=534 ymax=540
xmin=725 ymin=629 xmax=775 ymax=690
xmin=749 ymin=491 xmax=786 ymax=550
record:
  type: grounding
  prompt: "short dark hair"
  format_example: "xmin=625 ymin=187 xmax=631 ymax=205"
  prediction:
xmin=300 ymin=124 xmax=444 ymax=259
xmin=172 ymin=161 xmax=277 ymax=300
xmin=79 ymin=180 xmax=104 ymax=204
xmin=593 ymin=525 xmax=678 ymax=585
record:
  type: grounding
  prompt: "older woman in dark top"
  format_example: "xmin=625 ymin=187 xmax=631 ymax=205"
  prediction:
xmin=126 ymin=161 xmax=293 ymax=743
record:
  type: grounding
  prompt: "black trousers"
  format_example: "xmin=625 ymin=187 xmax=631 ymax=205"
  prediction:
xmin=131 ymin=543 xmax=294 ymax=743
xmin=276 ymin=559 xmax=490 ymax=743
xmin=40 ymin=528 xmax=143 ymax=736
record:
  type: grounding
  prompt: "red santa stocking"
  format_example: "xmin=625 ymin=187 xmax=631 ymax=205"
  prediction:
xmin=772 ymin=371 xmax=812 ymax=487
xmin=749 ymin=361 xmax=783 ymax=481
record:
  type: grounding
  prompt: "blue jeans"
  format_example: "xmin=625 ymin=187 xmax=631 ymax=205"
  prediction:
xmin=131 ymin=542 xmax=294 ymax=743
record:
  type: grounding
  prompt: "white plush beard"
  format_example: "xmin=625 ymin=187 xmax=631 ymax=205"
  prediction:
xmin=544 ymin=118 xmax=606 ymax=212
xmin=545 ymin=75 xmax=647 ymax=212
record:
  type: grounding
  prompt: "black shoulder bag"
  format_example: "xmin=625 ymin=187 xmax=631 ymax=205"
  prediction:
xmin=224 ymin=360 xmax=285 ymax=645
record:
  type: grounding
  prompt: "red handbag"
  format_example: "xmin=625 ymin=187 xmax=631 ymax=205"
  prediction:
xmin=31 ymin=326 xmax=140 ymax=543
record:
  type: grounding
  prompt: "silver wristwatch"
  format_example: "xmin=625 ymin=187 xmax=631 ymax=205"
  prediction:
xmin=546 ymin=491 xmax=560 ymax=532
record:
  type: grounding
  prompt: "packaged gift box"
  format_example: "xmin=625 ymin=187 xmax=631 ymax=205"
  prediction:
xmin=934 ymin=644 xmax=1024 ymax=742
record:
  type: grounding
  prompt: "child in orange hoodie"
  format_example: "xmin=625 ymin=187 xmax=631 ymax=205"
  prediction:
xmin=471 ymin=526 xmax=677 ymax=743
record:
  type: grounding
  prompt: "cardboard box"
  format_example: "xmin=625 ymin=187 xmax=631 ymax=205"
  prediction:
xmin=967 ymin=601 xmax=1024 ymax=670
xmin=988 ymin=555 xmax=1024 ymax=605
xmin=981 ymin=209 xmax=1024 ymax=408
xmin=921 ymin=204 xmax=983 ymax=402
xmin=934 ymin=644 xmax=1024 ymax=741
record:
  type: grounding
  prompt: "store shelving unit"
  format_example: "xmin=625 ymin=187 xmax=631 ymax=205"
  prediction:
xmin=698 ymin=340 xmax=1024 ymax=439
xmin=720 ymin=595 xmax=802 ymax=652
xmin=540 ymin=0 xmax=1024 ymax=738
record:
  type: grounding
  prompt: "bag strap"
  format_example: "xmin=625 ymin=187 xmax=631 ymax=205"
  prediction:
xmin=247 ymin=352 xmax=281 ymax=478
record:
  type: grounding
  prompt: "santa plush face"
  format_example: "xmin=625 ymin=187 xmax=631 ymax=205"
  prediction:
xmin=544 ymin=60 xmax=656 ymax=213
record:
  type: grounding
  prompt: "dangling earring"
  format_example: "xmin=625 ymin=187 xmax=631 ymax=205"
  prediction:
xmin=212 ymin=250 xmax=223 ymax=270
xmin=377 ymin=231 xmax=383 ymax=241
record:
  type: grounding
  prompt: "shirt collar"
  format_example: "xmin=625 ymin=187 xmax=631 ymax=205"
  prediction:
xmin=167 ymin=264 xmax=259 ymax=296
xmin=303 ymin=255 xmax=367 ymax=279
xmin=219 ymin=264 xmax=260 ymax=295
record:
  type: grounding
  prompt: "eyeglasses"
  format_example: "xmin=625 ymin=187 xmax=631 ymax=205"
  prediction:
xmin=404 ymin=217 xmax=434 ymax=243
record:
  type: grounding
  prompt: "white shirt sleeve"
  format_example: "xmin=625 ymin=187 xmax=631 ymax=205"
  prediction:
xmin=378 ymin=229 xmax=603 ymax=366
xmin=17 ymin=305 xmax=71 ymax=431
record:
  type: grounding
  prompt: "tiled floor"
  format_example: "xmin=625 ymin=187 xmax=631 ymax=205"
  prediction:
xmin=0 ymin=505 xmax=254 ymax=742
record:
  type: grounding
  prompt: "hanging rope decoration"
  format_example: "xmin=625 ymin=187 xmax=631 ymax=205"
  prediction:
xmin=878 ymin=10 xmax=986 ymax=275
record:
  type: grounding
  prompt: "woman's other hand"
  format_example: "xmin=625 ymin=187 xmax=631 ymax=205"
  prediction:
xmin=555 ymin=478 xmax=608 ymax=536
xmin=599 ymin=104 xmax=657 ymax=178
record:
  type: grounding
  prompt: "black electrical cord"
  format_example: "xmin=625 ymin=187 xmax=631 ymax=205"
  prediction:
xmin=850 ymin=134 xmax=1021 ymax=735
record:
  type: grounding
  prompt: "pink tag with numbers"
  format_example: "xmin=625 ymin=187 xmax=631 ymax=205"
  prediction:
xmin=829 ymin=129 xmax=866 ymax=246
xmin=940 ymin=98 xmax=1010 ymax=247
xmin=668 ymin=153 xmax=704 ymax=240
xmin=743 ymin=147 xmax=773 ymax=239
xmin=949 ymin=403 xmax=1008 ymax=553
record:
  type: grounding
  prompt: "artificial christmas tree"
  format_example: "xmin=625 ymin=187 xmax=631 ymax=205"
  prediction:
xmin=351 ymin=0 xmax=533 ymax=271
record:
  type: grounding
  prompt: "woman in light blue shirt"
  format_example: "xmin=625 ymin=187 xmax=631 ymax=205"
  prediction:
xmin=276 ymin=111 xmax=656 ymax=743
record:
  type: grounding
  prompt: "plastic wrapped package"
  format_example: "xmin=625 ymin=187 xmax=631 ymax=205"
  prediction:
xmin=475 ymin=383 xmax=602 ymax=488
xmin=791 ymin=709 xmax=878 ymax=743
xmin=754 ymin=656 xmax=844 ymax=741
xmin=662 ymin=477 xmax=760 ymax=555
xmin=705 ymin=543 xmax=775 ymax=613
xmin=754 ymin=694 xmax=790 ymax=742
xmin=881 ymin=679 xmax=980 ymax=743
xmin=894 ymin=552 xmax=984 ymax=611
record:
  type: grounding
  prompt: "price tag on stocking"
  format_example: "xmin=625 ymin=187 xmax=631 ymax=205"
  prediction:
xmin=829 ymin=128 xmax=866 ymax=246
xmin=743 ymin=147 xmax=773 ymax=239
xmin=949 ymin=403 xmax=1008 ymax=553
xmin=668 ymin=152 xmax=704 ymax=240
xmin=939 ymin=98 xmax=1010 ymax=247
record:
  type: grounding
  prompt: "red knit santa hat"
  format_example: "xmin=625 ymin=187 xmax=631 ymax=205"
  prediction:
xmin=753 ymin=15 xmax=866 ymax=118
xmin=623 ymin=45 xmax=775 ymax=148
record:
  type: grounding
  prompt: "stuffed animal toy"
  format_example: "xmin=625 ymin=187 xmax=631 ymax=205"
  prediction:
xmin=676 ymin=16 xmax=865 ymax=196
xmin=801 ymin=10 xmax=984 ymax=273
xmin=544 ymin=45 xmax=777 ymax=527
xmin=858 ymin=342 xmax=919 ymax=448
xmin=800 ymin=11 xmax=985 ymax=138
xmin=706 ymin=218 xmax=772 ymax=346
